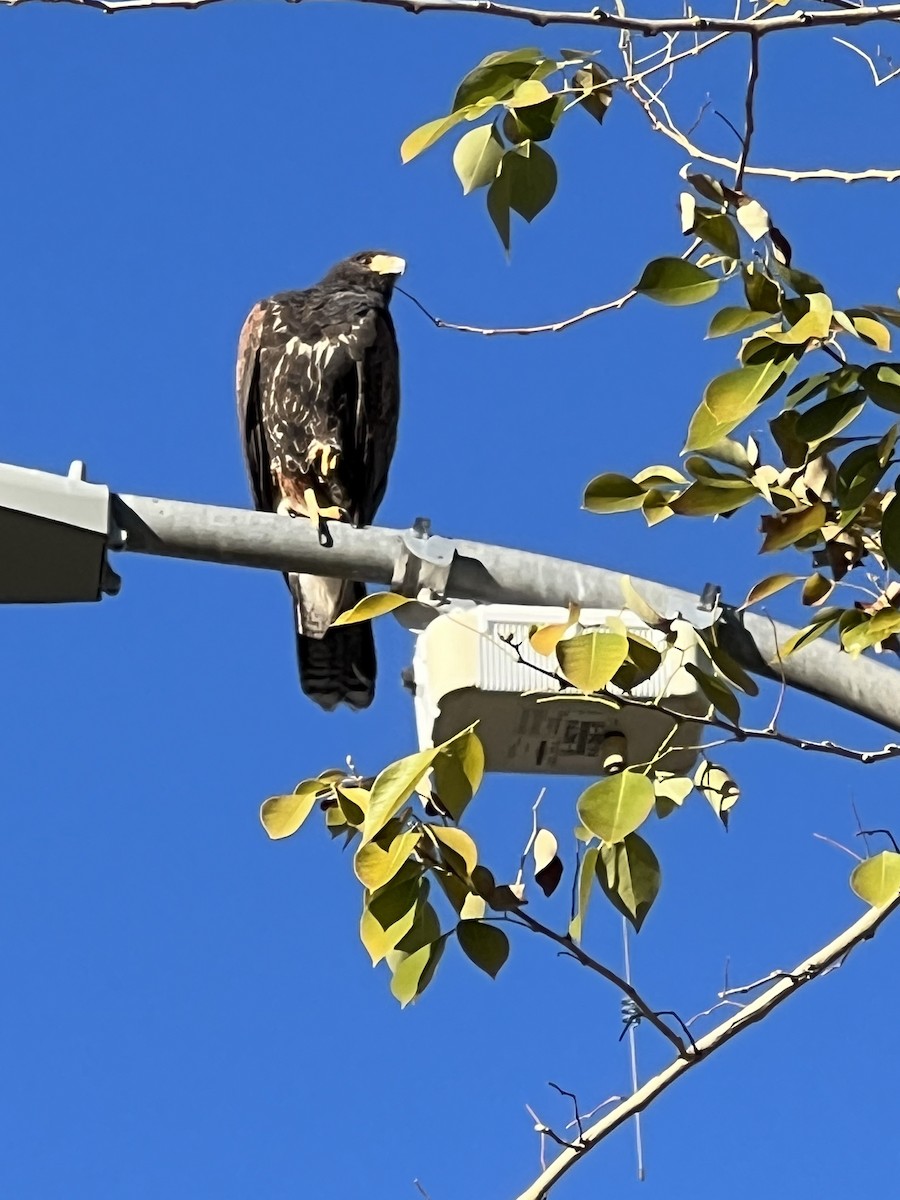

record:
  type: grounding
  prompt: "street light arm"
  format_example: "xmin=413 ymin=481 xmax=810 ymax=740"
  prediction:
xmin=113 ymin=491 xmax=900 ymax=736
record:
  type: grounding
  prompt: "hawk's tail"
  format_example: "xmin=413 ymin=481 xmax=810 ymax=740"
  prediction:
xmin=289 ymin=574 xmax=376 ymax=711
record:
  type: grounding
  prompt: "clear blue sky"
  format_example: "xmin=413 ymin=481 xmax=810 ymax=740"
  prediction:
xmin=1 ymin=4 xmax=898 ymax=1198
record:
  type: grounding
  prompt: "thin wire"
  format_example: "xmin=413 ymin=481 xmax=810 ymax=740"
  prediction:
xmin=622 ymin=917 xmax=646 ymax=1182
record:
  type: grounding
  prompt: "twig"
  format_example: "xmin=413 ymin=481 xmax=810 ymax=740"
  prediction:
xmin=735 ymin=33 xmax=761 ymax=189
xmin=856 ymin=827 xmax=900 ymax=853
xmin=513 ymin=889 xmax=900 ymax=1200
xmin=834 ymin=35 xmax=900 ymax=82
xmin=548 ymin=1082 xmax=585 ymax=1140
xmin=813 ymin=832 xmax=863 ymax=861
xmin=397 ymin=283 xmax=637 ymax=337
xmin=502 ymin=631 xmax=900 ymax=765
xmin=398 ymin=238 xmax=702 ymax=337
xmin=512 ymin=910 xmax=688 ymax=1055
xmin=516 ymin=788 xmax=547 ymax=888
xmin=626 ymin=71 xmax=900 ymax=182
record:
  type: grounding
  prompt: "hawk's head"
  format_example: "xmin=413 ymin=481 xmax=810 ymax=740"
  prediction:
xmin=326 ymin=250 xmax=407 ymax=295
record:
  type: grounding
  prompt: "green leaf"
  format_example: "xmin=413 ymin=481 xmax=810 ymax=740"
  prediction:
xmin=703 ymin=637 xmax=760 ymax=696
xmin=836 ymin=443 xmax=889 ymax=510
xmin=577 ymin=771 xmax=655 ymax=844
xmin=707 ymin=307 xmax=773 ymax=339
xmin=596 ymin=833 xmax=660 ymax=932
xmin=502 ymin=95 xmax=563 ymax=143
xmin=583 ymin=473 xmax=646 ymax=513
xmin=780 ymin=612 xmax=841 ymax=656
xmin=361 ymin=747 xmax=438 ymax=846
xmin=881 ymin=493 xmax=900 ymax=573
xmin=668 ymin=480 xmax=758 ymax=517
xmin=635 ymin=258 xmax=719 ymax=306
xmin=862 ymin=305 xmax=900 ymax=331
xmin=508 ymin=78 xmax=551 ymax=107
xmin=430 ymin=824 xmax=479 ymax=877
xmin=689 ymin=209 xmax=741 ymax=259
xmin=486 ymin=170 xmax=511 ymax=252
xmin=760 ymin=501 xmax=826 ymax=553
xmin=502 ymin=142 xmax=557 ymax=222
xmin=783 ymin=266 xmax=825 ymax=296
xmin=685 ymin=664 xmax=741 ymax=724
xmin=568 ymin=845 xmax=599 ymax=942
xmin=368 ymin=866 xmax=425 ymax=931
xmin=769 ymin=292 xmax=833 ymax=345
xmin=389 ymin=935 xmax=446 ymax=1007
xmin=741 ymin=573 xmax=802 ymax=609
xmin=533 ymin=827 xmax=563 ymax=897
xmin=400 ymin=111 xmax=467 ymax=162
xmin=360 ymin=890 xmax=419 ymax=966
xmin=743 ymin=264 xmax=780 ymax=313
xmin=557 ymin=629 xmax=629 ymax=692
xmin=621 ymin=576 xmax=664 ymax=626
xmin=453 ymin=48 xmax=547 ymax=111
xmin=841 ymin=610 xmax=900 ymax=656
xmin=456 ymin=921 xmax=510 ymax=978
xmin=354 ymin=829 xmax=421 ymax=891
xmin=654 ymin=774 xmax=693 ymax=806
xmin=695 ymin=761 xmax=740 ymax=828
xmin=861 ymin=363 xmax=900 ymax=413
xmin=684 ymin=356 xmax=798 ymax=451
xmin=850 ymin=851 xmax=900 ymax=907
xmin=572 ymin=62 xmax=614 ymax=123
xmin=801 ymin=572 xmax=833 ymax=606
xmin=431 ymin=725 xmax=485 ymax=822
xmin=846 ymin=312 xmax=892 ymax=351
xmin=332 ymin=591 xmax=414 ymax=626
xmin=259 ymin=780 xmax=321 ymax=840
xmin=794 ymin=390 xmax=866 ymax=445
xmin=452 ymin=124 xmax=504 ymax=194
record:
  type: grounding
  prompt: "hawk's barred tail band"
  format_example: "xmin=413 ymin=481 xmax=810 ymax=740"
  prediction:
xmin=290 ymin=576 xmax=376 ymax=711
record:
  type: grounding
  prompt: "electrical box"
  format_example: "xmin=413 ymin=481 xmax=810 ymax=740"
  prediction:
xmin=409 ymin=604 xmax=707 ymax=777
xmin=0 ymin=462 xmax=114 ymax=603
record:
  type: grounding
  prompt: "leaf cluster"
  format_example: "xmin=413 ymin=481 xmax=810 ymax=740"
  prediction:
xmin=583 ymin=174 xmax=900 ymax=661
xmin=401 ymin=47 xmax=612 ymax=249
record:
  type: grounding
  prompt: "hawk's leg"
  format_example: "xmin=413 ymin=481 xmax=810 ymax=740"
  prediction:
xmin=307 ymin=439 xmax=340 ymax=478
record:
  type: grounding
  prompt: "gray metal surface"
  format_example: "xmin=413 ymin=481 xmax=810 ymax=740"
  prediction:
xmin=114 ymin=490 xmax=900 ymax=735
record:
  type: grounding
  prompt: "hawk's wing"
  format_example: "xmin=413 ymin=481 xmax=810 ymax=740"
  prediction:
xmin=352 ymin=306 xmax=400 ymax=526
xmin=235 ymin=301 xmax=274 ymax=513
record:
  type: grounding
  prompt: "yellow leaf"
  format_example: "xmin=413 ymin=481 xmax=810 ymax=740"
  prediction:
xmin=557 ymin=630 xmax=629 ymax=692
xmin=259 ymin=780 xmax=321 ymax=840
xmin=529 ymin=602 xmax=581 ymax=657
xmin=361 ymin=748 xmax=438 ymax=846
xmin=355 ymin=830 xmax=421 ymax=890
xmin=850 ymin=851 xmax=900 ymax=907
xmin=332 ymin=592 xmax=413 ymax=627
xmin=400 ymin=112 xmax=465 ymax=162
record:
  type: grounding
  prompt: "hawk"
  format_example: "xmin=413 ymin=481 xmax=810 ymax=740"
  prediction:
xmin=236 ymin=250 xmax=404 ymax=711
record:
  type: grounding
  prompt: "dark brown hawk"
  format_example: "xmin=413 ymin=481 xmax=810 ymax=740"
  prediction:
xmin=236 ymin=250 xmax=404 ymax=711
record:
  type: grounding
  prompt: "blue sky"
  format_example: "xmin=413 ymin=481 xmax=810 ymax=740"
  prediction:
xmin=1 ymin=4 xmax=899 ymax=1198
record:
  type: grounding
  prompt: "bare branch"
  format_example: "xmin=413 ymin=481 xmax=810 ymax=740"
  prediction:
xmin=397 ymin=282 xmax=638 ymax=337
xmin=511 ymin=910 xmax=688 ymax=1054
xmin=627 ymin=71 xmax=900 ymax=181
xmin=834 ymin=35 xmax=900 ymax=82
xmin=14 ymin=0 xmax=900 ymax=39
xmin=734 ymin=33 xmax=761 ymax=188
xmin=813 ymin=832 xmax=864 ymax=861
xmin=513 ymin=891 xmax=900 ymax=1200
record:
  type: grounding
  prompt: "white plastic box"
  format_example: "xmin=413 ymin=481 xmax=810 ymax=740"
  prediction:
xmin=409 ymin=604 xmax=708 ymax=777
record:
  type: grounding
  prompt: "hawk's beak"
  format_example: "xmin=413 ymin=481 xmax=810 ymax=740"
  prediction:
xmin=369 ymin=254 xmax=406 ymax=277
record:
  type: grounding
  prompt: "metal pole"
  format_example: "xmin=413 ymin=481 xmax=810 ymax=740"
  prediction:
xmin=112 ymin=491 xmax=900 ymax=735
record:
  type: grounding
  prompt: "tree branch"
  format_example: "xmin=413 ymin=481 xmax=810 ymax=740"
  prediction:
xmin=734 ymin=33 xmax=760 ymax=189
xmin=513 ymin=890 xmax=900 ymax=1200
xmin=13 ymin=0 xmax=900 ymax=38
xmin=511 ymin=910 xmax=688 ymax=1054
